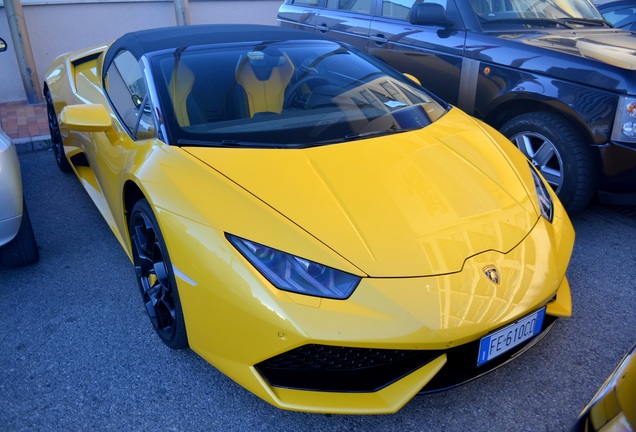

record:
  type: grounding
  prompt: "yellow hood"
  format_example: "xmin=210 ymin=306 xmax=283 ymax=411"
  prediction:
xmin=184 ymin=109 xmax=538 ymax=277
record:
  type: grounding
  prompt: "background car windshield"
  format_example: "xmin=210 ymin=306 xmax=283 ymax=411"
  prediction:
xmin=471 ymin=0 xmax=603 ymax=21
xmin=150 ymin=40 xmax=446 ymax=147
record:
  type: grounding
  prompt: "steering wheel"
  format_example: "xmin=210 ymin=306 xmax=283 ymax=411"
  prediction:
xmin=284 ymin=75 xmax=330 ymax=110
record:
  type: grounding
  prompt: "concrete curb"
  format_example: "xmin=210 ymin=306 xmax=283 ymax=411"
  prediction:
xmin=13 ymin=135 xmax=51 ymax=154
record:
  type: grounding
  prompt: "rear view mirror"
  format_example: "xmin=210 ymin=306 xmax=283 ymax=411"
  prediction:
xmin=0 ymin=38 xmax=7 ymax=52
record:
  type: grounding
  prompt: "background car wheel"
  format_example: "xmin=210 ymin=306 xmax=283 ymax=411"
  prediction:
xmin=129 ymin=199 xmax=188 ymax=350
xmin=45 ymin=90 xmax=72 ymax=173
xmin=0 ymin=199 xmax=39 ymax=268
xmin=500 ymin=111 xmax=596 ymax=214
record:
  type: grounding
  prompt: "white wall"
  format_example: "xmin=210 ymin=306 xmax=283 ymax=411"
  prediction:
xmin=0 ymin=1 xmax=281 ymax=103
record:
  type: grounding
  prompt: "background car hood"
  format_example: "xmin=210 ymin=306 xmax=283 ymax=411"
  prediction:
xmin=481 ymin=28 xmax=636 ymax=92
xmin=514 ymin=29 xmax=636 ymax=70
xmin=184 ymin=110 xmax=537 ymax=277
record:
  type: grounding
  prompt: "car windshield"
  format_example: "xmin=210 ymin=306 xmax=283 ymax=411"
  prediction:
xmin=150 ymin=40 xmax=447 ymax=148
xmin=471 ymin=0 xmax=607 ymax=27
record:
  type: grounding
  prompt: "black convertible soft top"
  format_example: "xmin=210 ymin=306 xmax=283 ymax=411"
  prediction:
xmin=102 ymin=24 xmax=321 ymax=79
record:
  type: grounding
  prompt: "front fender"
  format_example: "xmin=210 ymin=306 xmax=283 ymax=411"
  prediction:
xmin=473 ymin=64 xmax=617 ymax=145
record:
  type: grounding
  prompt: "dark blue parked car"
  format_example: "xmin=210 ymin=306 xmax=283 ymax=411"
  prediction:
xmin=279 ymin=0 xmax=636 ymax=213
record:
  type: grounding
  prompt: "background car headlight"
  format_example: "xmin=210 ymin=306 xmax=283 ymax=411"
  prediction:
xmin=529 ymin=164 xmax=554 ymax=222
xmin=612 ymin=96 xmax=636 ymax=147
xmin=226 ymin=234 xmax=361 ymax=299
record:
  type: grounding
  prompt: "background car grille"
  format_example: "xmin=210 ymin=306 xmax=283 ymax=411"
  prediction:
xmin=255 ymin=344 xmax=441 ymax=393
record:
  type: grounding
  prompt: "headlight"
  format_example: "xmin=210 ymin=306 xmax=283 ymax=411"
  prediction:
xmin=226 ymin=234 xmax=361 ymax=299
xmin=612 ymin=95 xmax=636 ymax=144
xmin=529 ymin=163 xmax=554 ymax=222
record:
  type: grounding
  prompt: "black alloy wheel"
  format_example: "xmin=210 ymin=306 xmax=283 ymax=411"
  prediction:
xmin=45 ymin=90 xmax=72 ymax=173
xmin=129 ymin=199 xmax=188 ymax=349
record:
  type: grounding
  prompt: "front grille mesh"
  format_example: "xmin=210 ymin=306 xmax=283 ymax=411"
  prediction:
xmin=255 ymin=344 xmax=441 ymax=393
xmin=265 ymin=345 xmax=422 ymax=369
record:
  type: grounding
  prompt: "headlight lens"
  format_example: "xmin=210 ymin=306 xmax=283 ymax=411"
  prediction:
xmin=612 ymin=96 xmax=636 ymax=143
xmin=226 ymin=234 xmax=361 ymax=299
xmin=529 ymin=164 xmax=554 ymax=222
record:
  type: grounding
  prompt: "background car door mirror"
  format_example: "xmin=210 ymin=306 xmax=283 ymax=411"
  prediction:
xmin=410 ymin=3 xmax=447 ymax=26
xmin=0 ymin=38 xmax=7 ymax=52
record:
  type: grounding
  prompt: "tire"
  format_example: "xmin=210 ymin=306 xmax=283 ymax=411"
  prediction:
xmin=500 ymin=111 xmax=596 ymax=214
xmin=0 ymin=199 xmax=39 ymax=268
xmin=129 ymin=199 xmax=188 ymax=349
xmin=45 ymin=89 xmax=72 ymax=173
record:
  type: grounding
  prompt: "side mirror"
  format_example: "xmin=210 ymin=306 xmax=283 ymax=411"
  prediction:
xmin=0 ymin=38 xmax=7 ymax=52
xmin=410 ymin=3 xmax=447 ymax=26
xmin=59 ymin=104 xmax=112 ymax=132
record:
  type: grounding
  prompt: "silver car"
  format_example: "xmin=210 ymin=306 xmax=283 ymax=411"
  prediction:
xmin=0 ymin=36 xmax=38 ymax=268
xmin=0 ymin=124 xmax=39 ymax=267
xmin=0 ymin=129 xmax=39 ymax=267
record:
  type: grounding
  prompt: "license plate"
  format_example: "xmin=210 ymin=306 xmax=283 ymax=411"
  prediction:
xmin=477 ymin=308 xmax=546 ymax=366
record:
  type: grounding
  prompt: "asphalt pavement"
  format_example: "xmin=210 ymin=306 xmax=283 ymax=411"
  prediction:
xmin=1 ymin=149 xmax=635 ymax=431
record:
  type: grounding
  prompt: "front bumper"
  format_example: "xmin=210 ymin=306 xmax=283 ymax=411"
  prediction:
xmin=0 ymin=129 xmax=23 ymax=247
xmin=597 ymin=141 xmax=636 ymax=204
xmin=162 ymin=196 xmax=574 ymax=413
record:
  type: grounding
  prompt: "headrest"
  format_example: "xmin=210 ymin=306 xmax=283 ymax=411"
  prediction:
xmin=243 ymin=50 xmax=289 ymax=81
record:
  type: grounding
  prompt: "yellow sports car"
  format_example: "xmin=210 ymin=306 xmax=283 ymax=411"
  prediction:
xmin=573 ymin=343 xmax=636 ymax=431
xmin=44 ymin=24 xmax=574 ymax=414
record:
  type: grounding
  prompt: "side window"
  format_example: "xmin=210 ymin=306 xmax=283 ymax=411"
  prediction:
xmin=326 ymin=0 xmax=373 ymax=14
xmin=105 ymin=50 xmax=156 ymax=140
xmin=291 ymin=0 xmax=320 ymax=5
xmin=382 ymin=0 xmax=419 ymax=19
xmin=383 ymin=0 xmax=461 ymax=24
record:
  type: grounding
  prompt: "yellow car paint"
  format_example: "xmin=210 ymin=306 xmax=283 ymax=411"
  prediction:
xmin=44 ymin=29 xmax=576 ymax=414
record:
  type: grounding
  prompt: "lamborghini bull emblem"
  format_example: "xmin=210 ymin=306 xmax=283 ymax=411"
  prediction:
xmin=483 ymin=265 xmax=500 ymax=285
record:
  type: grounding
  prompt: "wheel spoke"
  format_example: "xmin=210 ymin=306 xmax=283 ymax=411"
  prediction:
xmin=513 ymin=135 xmax=534 ymax=159
xmin=532 ymin=141 xmax=556 ymax=169
xmin=154 ymin=260 xmax=170 ymax=288
xmin=156 ymin=295 xmax=176 ymax=333
xmin=539 ymin=166 xmax=562 ymax=189
xmin=153 ymin=266 xmax=175 ymax=333
xmin=132 ymin=225 xmax=155 ymax=276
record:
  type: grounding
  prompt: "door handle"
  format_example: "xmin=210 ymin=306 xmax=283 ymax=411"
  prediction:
xmin=370 ymin=34 xmax=388 ymax=44
xmin=317 ymin=23 xmax=330 ymax=33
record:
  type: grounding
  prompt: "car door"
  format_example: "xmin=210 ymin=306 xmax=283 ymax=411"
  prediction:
xmin=278 ymin=0 xmax=324 ymax=32
xmin=315 ymin=0 xmax=375 ymax=50
xmin=93 ymin=50 xmax=157 ymax=241
xmin=367 ymin=0 xmax=466 ymax=106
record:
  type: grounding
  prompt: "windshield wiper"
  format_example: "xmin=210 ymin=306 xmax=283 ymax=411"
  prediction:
xmin=482 ymin=17 xmax=575 ymax=28
xmin=483 ymin=17 xmax=612 ymax=29
xmin=343 ymin=123 xmax=422 ymax=141
xmin=558 ymin=18 xmax=612 ymax=28
xmin=178 ymin=139 xmax=273 ymax=148
xmin=345 ymin=126 xmax=397 ymax=141
xmin=178 ymin=139 xmax=307 ymax=149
